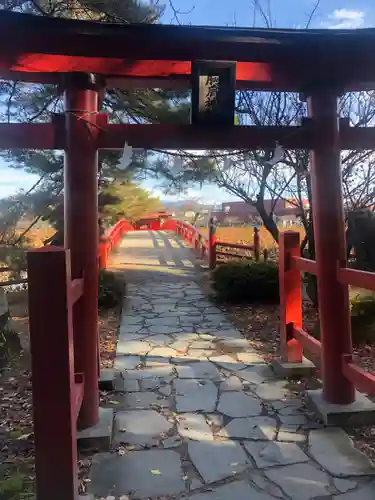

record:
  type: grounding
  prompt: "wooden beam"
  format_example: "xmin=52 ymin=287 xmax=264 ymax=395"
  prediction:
xmin=98 ymin=123 xmax=318 ymax=150
xmin=99 ymin=123 xmax=375 ymax=151
xmin=0 ymin=122 xmax=374 ymax=151
xmin=0 ymin=123 xmax=62 ymax=149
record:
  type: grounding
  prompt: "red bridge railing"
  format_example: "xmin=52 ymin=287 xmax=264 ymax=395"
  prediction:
xmin=99 ymin=219 xmax=134 ymax=269
xmin=28 ymin=247 xmax=85 ymax=500
xmin=279 ymin=230 xmax=375 ymax=399
xmin=168 ymin=219 xmax=262 ymax=269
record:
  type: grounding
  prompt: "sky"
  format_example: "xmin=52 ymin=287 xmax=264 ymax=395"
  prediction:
xmin=0 ymin=0 xmax=373 ymax=203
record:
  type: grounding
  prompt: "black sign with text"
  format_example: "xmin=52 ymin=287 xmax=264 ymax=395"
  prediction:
xmin=191 ymin=61 xmax=236 ymax=126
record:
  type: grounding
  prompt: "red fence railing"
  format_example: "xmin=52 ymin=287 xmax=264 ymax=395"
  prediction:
xmin=172 ymin=219 xmax=262 ymax=269
xmin=27 ymin=247 xmax=85 ymax=500
xmin=279 ymin=230 xmax=375 ymax=398
xmin=174 ymin=220 xmax=210 ymax=261
xmin=99 ymin=219 xmax=134 ymax=269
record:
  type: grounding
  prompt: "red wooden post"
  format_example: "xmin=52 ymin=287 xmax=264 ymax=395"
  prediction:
xmin=253 ymin=227 xmax=260 ymax=262
xmin=64 ymin=73 xmax=101 ymax=428
xmin=99 ymin=237 xmax=108 ymax=270
xmin=208 ymin=218 xmax=217 ymax=269
xmin=28 ymin=247 xmax=79 ymax=500
xmin=308 ymin=90 xmax=354 ymax=404
xmin=279 ymin=232 xmax=303 ymax=362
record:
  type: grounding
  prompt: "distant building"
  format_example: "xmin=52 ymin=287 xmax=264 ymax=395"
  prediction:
xmin=211 ymin=199 xmax=307 ymax=226
xmin=133 ymin=210 xmax=173 ymax=230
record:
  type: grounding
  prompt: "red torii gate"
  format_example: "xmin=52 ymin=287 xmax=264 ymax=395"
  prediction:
xmin=2 ymin=10 xmax=375 ymax=500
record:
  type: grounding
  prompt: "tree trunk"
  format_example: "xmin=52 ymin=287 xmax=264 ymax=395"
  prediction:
xmin=254 ymin=201 xmax=279 ymax=243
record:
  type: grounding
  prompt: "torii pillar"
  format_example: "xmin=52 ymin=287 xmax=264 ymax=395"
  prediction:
xmin=307 ymin=88 xmax=355 ymax=405
xmin=63 ymin=73 xmax=101 ymax=429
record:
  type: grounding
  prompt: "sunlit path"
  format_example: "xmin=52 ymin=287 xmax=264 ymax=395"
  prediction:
xmin=108 ymin=230 xmax=202 ymax=283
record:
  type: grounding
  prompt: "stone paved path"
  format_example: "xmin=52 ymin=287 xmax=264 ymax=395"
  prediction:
xmin=90 ymin=230 xmax=375 ymax=500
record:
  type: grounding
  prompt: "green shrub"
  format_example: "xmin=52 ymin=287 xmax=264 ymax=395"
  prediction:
xmin=98 ymin=270 xmax=126 ymax=310
xmin=350 ymin=292 xmax=375 ymax=344
xmin=213 ymin=261 xmax=279 ymax=303
xmin=0 ymin=471 xmax=32 ymax=500
xmin=312 ymin=292 xmax=375 ymax=345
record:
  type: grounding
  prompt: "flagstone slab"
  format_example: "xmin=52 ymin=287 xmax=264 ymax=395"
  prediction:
xmin=220 ymin=375 xmax=244 ymax=392
xmin=176 ymin=361 xmax=222 ymax=380
xmin=210 ymin=354 xmax=247 ymax=371
xmin=265 ymin=462 xmax=332 ymax=499
xmin=123 ymin=391 xmax=169 ymax=410
xmin=218 ymin=391 xmax=262 ymax=417
xmin=188 ymin=480 xmax=273 ymax=500
xmin=308 ymin=428 xmax=375 ymax=477
xmin=175 ymin=379 xmax=217 ymax=412
xmin=219 ymin=416 xmax=277 ymax=440
xmin=113 ymin=410 xmax=172 ymax=446
xmin=90 ymin=450 xmax=185 ymax=498
xmin=235 ymin=365 xmax=273 ymax=385
xmin=244 ymin=441 xmax=309 ymax=468
xmin=177 ymin=413 xmax=214 ymax=441
xmin=116 ymin=340 xmax=151 ymax=355
xmin=114 ymin=356 xmax=141 ymax=372
xmin=188 ymin=440 xmax=250 ymax=483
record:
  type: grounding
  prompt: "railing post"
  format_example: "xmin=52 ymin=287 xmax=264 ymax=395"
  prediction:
xmin=279 ymin=231 xmax=303 ymax=362
xmin=208 ymin=218 xmax=217 ymax=270
xmin=308 ymin=89 xmax=354 ymax=404
xmin=253 ymin=227 xmax=260 ymax=262
xmin=28 ymin=247 xmax=78 ymax=500
xmin=99 ymin=237 xmax=109 ymax=270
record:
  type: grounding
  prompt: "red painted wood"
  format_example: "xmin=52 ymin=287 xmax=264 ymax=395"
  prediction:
xmin=70 ymin=278 xmax=84 ymax=305
xmin=160 ymin=219 xmax=178 ymax=231
xmin=99 ymin=123 xmax=375 ymax=151
xmin=337 ymin=266 xmax=375 ymax=291
xmin=293 ymin=326 xmax=322 ymax=357
xmin=279 ymin=232 xmax=303 ymax=362
xmin=99 ymin=238 xmax=109 ymax=270
xmin=99 ymin=123 xmax=317 ymax=150
xmin=342 ymin=354 xmax=375 ymax=397
xmin=27 ymin=247 xmax=78 ymax=500
xmin=308 ymin=90 xmax=354 ymax=405
xmin=0 ymin=123 xmax=60 ymax=149
xmin=292 ymin=256 xmax=317 ymax=275
xmin=208 ymin=220 xmax=217 ymax=270
xmin=64 ymin=74 xmax=100 ymax=428
xmin=73 ymin=374 xmax=85 ymax=420
xmin=1 ymin=122 xmax=375 ymax=151
xmin=4 ymin=53 xmax=272 ymax=86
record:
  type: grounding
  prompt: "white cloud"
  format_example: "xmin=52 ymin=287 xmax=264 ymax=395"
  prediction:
xmin=324 ymin=8 xmax=365 ymax=29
